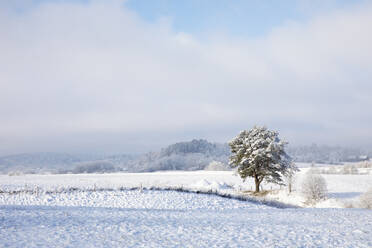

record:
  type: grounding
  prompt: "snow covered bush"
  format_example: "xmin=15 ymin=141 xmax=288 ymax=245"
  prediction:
xmin=229 ymin=126 xmax=294 ymax=192
xmin=326 ymin=166 xmax=338 ymax=174
xmin=72 ymin=161 xmax=116 ymax=174
xmin=356 ymin=161 xmax=372 ymax=168
xmin=301 ymin=172 xmax=328 ymax=204
xmin=342 ymin=165 xmax=358 ymax=174
xmin=310 ymin=164 xmax=364 ymax=175
xmin=204 ymin=161 xmax=230 ymax=171
xmin=358 ymin=188 xmax=372 ymax=209
xmin=7 ymin=170 xmax=24 ymax=176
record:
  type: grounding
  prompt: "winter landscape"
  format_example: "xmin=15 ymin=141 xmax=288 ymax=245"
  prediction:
xmin=1 ymin=149 xmax=371 ymax=247
xmin=1 ymin=0 xmax=372 ymax=247
xmin=0 ymin=167 xmax=371 ymax=247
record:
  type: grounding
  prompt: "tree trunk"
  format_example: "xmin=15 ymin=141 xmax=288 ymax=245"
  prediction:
xmin=254 ymin=175 xmax=260 ymax=192
xmin=288 ymin=174 xmax=293 ymax=193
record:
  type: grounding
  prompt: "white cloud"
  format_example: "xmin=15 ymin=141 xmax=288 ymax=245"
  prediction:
xmin=0 ymin=0 xmax=371 ymax=154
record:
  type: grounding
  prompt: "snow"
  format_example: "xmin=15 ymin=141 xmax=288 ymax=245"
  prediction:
xmin=1 ymin=170 xmax=371 ymax=247
xmin=1 ymin=198 xmax=371 ymax=247
xmin=1 ymin=170 xmax=370 ymax=205
xmin=0 ymin=190 xmax=271 ymax=210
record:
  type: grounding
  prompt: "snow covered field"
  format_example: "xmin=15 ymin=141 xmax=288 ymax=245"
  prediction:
xmin=1 ymin=200 xmax=371 ymax=248
xmin=0 ymin=170 xmax=371 ymax=247
xmin=1 ymin=169 xmax=371 ymax=207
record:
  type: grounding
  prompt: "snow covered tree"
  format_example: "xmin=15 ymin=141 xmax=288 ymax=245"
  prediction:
xmin=229 ymin=126 xmax=293 ymax=192
xmin=285 ymin=162 xmax=298 ymax=193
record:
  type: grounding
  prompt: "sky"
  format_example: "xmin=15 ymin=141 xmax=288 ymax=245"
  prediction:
xmin=0 ymin=0 xmax=372 ymax=155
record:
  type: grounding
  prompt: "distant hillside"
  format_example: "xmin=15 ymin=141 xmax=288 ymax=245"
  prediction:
xmin=0 ymin=140 xmax=230 ymax=174
xmin=130 ymin=139 xmax=230 ymax=172
xmin=160 ymin=139 xmax=229 ymax=157
xmin=287 ymin=144 xmax=370 ymax=164
xmin=0 ymin=153 xmax=135 ymax=174
xmin=0 ymin=153 xmax=82 ymax=167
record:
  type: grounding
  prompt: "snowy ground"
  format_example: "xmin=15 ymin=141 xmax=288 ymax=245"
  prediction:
xmin=1 ymin=207 xmax=371 ymax=248
xmin=0 ymin=170 xmax=371 ymax=247
xmin=0 ymin=189 xmax=270 ymax=210
xmin=1 ymin=169 xmax=371 ymax=207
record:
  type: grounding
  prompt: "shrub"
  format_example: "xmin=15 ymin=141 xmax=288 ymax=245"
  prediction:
xmin=72 ymin=161 xmax=116 ymax=174
xmin=301 ymin=172 xmax=327 ymax=204
xmin=8 ymin=171 xmax=23 ymax=176
xmin=342 ymin=165 xmax=358 ymax=174
xmin=204 ymin=161 xmax=229 ymax=171
xmin=359 ymin=188 xmax=372 ymax=209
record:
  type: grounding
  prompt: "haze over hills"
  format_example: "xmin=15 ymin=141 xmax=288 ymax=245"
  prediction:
xmin=0 ymin=139 xmax=370 ymax=174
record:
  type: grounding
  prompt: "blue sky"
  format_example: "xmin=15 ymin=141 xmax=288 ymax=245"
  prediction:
xmin=126 ymin=0 xmax=303 ymax=38
xmin=0 ymin=0 xmax=372 ymax=154
xmin=5 ymin=0 xmax=366 ymax=37
xmin=125 ymin=0 xmax=365 ymax=38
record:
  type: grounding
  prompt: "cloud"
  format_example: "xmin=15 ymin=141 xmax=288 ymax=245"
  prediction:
xmin=0 ymin=0 xmax=371 ymax=154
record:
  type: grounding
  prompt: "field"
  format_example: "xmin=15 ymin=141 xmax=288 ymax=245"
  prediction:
xmin=0 ymin=169 xmax=371 ymax=247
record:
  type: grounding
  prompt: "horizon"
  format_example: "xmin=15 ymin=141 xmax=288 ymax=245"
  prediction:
xmin=1 ymin=0 xmax=372 ymax=155
xmin=1 ymin=138 xmax=371 ymax=157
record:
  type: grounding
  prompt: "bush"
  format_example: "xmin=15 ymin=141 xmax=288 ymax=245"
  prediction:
xmin=72 ymin=161 xmax=116 ymax=174
xmin=310 ymin=164 xmax=362 ymax=175
xmin=204 ymin=161 xmax=230 ymax=171
xmin=8 ymin=171 xmax=24 ymax=176
xmin=354 ymin=161 xmax=372 ymax=168
xmin=342 ymin=165 xmax=358 ymax=174
xmin=359 ymin=188 xmax=372 ymax=209
xmin=301 ymin=172 xmax=327 ymax=204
